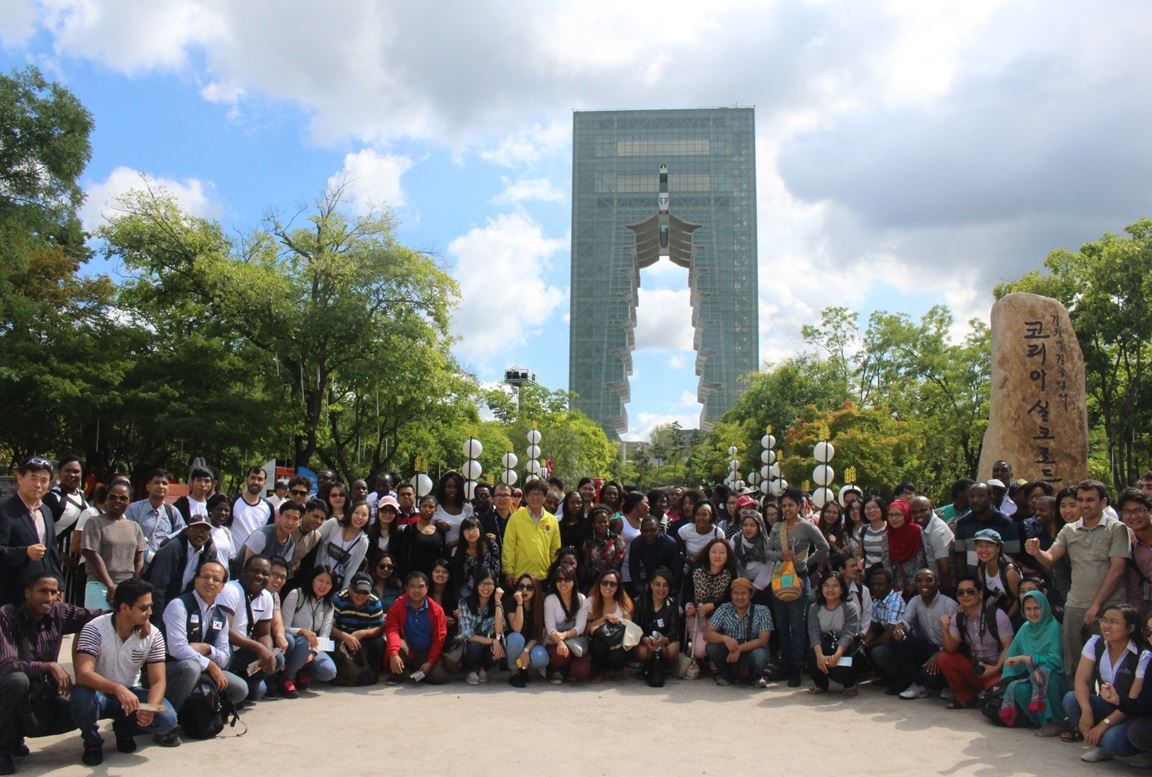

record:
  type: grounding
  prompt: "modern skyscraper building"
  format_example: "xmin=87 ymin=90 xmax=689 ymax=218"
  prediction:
xmin=569 ymin=108 xmax=758 ymax=438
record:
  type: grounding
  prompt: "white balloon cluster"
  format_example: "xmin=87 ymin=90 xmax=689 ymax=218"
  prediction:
xmin=760 ymin=433 xmax=788 ymax=496
xmin=461 ymin=437 xmax=483 ymax=500
xmin=524 ymin=428 xmax=543 ymax=483
xmin=810 ymin=439 xmax=836 ymax=508
xmin=500 ymin=450 xmax=519 ymax=486
xmin=723 ymin=445 xmax=745 ymax=492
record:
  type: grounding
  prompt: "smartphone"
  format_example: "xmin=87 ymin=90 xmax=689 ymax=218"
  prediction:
xmin=410 ymin=670 xmax=426 ymax=682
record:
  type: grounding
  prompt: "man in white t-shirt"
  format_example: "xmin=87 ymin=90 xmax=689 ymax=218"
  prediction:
xmin=910 ymin=496 xmax=955 ymax=593
xmin=231 ymin=466 xmax=273 ymax=549
xmin=70 ymin=578 xmax=179 ymax=766
xmin=218 ymin=554 xmax=282 ymax=700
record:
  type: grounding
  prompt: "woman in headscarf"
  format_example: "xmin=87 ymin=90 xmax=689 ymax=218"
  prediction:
xmin=729 ymin=499 xmax=772 ymax=603
xmin=997 ymin=590 xmax=1065 ymax=730
xmin=886 ymin=500 xmax=927 ymax=596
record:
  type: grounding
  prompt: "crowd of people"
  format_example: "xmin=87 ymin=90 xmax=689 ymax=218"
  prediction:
xmin=1 ymin=454 xmax=1152 ymax=772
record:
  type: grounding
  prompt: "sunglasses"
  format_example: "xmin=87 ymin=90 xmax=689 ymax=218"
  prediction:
xmin=600 ymin=580 xmax=619 ymax=588
xmin=956 ymin=588 xmax=979 ymax=596
xmin=517 ymin=584 xmax=533 ymax=592
xmin=290 ymin=489 xmax=309 ymax=497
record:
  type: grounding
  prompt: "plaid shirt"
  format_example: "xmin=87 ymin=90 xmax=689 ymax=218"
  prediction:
xmin=456 ymin=601 xmax=499 ymax=640
xmin=0 ymin=602 xmax=102 ymax=677
xmin=708 ymin=603 xmax=773 ymax=643
xmin=871 ymin=590 xmax=907 ymax=626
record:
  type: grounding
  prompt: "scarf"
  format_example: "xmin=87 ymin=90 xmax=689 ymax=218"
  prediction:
xmin=1002 ymin=591 xmax=1063 ymax=678
xmin=886 ymin=500 xmax=924 ymax=563
xmin=734 ymin=513 xmax=769 ymax=565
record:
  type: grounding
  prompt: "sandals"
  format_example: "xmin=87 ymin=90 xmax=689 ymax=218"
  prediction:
xmin=1059 ymin=730 xmax=1084 ymax=743
xmin=945 ymin=699 xmax=973 ymax=710
xmin=843 ymin=686 xmax=858 ymax=697
xmin=807 ymin=687 xmax=827 ymax=695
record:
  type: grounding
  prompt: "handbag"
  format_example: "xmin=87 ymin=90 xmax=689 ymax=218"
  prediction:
xmin=771 ymin=521 xmax=803 ymax=602
xmin=563 ymin=636 xmax=589 ymax=657
xmin=17 ymin=631 xmax=74 ymax=738
xmin=331 ymin=642 xmax=381 ymax=686
xmin=621 ymin=618 xmax=643 ymax=650
xmin=442 ymin=638 xmax=465 ymax=668
xmin=595 ymin=621 xmax=625 ymax=649
xmin=980 ymin=687 xmax=1008 ymax=725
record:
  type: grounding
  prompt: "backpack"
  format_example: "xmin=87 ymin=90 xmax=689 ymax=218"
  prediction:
xmin=178 ymin=678 xmax=240 ymax=739
xmin=954 ymin=605 xmax=1001 ymax=656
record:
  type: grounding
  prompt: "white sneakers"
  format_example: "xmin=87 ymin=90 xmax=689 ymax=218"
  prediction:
xmin=1080 ymin=747 xmax=1112 ymax=763
xmin=465 ymin=671 xmax=480 ymax=685
xmin=899 ymin=683 xmax=929 ymax=700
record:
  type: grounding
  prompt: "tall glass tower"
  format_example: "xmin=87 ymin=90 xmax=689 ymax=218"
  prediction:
xmin=569 ymin=108 xmax=758 ymax=438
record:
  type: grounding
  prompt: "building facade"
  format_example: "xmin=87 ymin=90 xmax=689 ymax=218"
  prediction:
xmin=569 ymin=108 xmax=759 ymax=437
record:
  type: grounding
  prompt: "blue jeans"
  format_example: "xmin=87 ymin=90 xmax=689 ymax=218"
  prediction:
xmin=305 ymin=651 xmax=338 ymax=682
xmin=69 ymin=686 xmax=177 ymax=748
xmin=705 ymin=642 xmax=771 ymax=682
xmin=1063 ymin=691 xmax=1137 ymax=757
xmin=281 ymin=634 xmax=312 ymax=679
xmin=771 ymin=576 xmax=810 ymax=669
xmin=504 ymin=633 xmax=549 ymax=670
xmin=229 ymin=647 xmax=286 ymax=701
xmin=463 ymin=640 xmax=499 ymax=670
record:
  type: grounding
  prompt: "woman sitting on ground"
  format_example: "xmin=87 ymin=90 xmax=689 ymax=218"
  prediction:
xmin=503 ymin=573 xmax=549 ymax=687
xmin=994 ymin=589 xmax=1065 ymax=730
xmin=456 ymin=567 xmax=505 ymax=685
xmin=634 ymin=567 xmax=681 ymax=686
xmin=807 ymin=572 xmax=862 ymax=696
xmin=1061 ymin=603 xmax=1141 ymax=763
xmin=1097 ymin=609 xmax=1152 ymax=768
xmin=544 ymin=566 xmax=591 ymax=683
xmin=281 ymin=565 xmax=340 ymax=685
xmin=582 ymin=569 xmax=634 ymax=683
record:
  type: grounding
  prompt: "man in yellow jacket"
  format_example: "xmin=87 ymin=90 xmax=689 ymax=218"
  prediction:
xmin=501 ymin=479 xmax=560 ymax=586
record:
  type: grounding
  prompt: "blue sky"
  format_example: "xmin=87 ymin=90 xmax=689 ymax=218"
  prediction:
xmin=3 ymin=1 xmax=1150 ymax=440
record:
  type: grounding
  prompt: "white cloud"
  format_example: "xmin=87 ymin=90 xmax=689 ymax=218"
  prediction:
xmin=678 ymin=390 xmax=697 ymax=407
xmin=82 ymin=166 xmax=221 ymax=232
xmin=622 ymin=411 xmax=699 ymax=443
xmin=448 ymin=212 xmax=565 ymax=363
xmin=634 ymin=288 xmax=694 ymax=351
xmin=0 ymin=0 xmax=38 ymax=47
xmin=490 ymin=177 xmax=565 ymax=206
xmin=328 ymin=148 xmax=413 ymax=214
xmin=480 ymin=122 xmax=569 ymax=168
xmin=668 ymin=354 xmax=685 ymax=370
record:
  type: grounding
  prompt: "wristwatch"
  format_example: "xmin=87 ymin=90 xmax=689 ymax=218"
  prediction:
xmin=1103 ymin=717 xmax=1113 ymax=728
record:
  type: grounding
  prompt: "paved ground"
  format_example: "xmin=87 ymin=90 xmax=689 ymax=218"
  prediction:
xmin=13 ymin=673 xmax=1131 ymax=777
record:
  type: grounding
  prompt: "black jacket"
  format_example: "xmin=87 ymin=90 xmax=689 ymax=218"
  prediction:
xmin=0 ymin=494 xmax=62 ymax=606
xmin=142 ymin=528 xmax=218 ymax=624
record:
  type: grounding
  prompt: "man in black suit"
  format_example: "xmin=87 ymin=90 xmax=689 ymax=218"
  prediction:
xmin=0 ymin=458 xmax=62 ymax=605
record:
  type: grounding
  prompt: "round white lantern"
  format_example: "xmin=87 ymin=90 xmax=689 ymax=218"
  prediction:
xmin=462 ymin=460 xmax=483 ymax=481
xmin=462 ymin=438 xmax=483 ymax=459
xmin=527 ymin=429 xmax=542 ymax=445
xmin=812 ymin=464 xmax=834 ymax=487
xmin=811 ymin=487 xmax=836 ymax=509
xmin=500 ymin=470 xmax=518 ymax=486
xmin=813 ymin=441 xmax=835 ymax=462
xmin=500 ymin=452 xmax=519 ymax=469
xmin=761 ymin=434 xmax=776 ymax=449
xmin=727 ymin=446 xmax=738 ymax=456
xmin=527 ymin=445 xmax=541 ymax=460
xmin=412 ymin=473 xmax=433 ymax=498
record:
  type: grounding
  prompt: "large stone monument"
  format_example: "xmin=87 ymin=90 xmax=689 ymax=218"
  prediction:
xmin=978 ymin=292 xmax=1089 ymax=485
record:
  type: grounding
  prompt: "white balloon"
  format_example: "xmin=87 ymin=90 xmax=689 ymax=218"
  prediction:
xmin=813 ymin=440 xmax=835 ymax=462
xmin=768 ymin=463 xmax=781 ymax=479
xmin=759 ymin=480 xmax=771 ymax=495
xmin=527 ymin=445 xmax=541 ymax=460
xmin=500 ymin=470 xmax=518 ymax=486
xmin=811 ymin=487 xmax=836 ymax=509
xmin=412 ymin=473 xmax=434 ymax=498
xmin=761 ymin=434 xmax=776 ymax=450
xmin=461 ymin=460 xmax=483 ymax=480
xmin=464 ymin=480 xmax=477 ymax=500
xmin=500 ymin=452 xmax=519 ymax=469
xmin=462 ymin=438 xmax=483 ymax=459
xmin=727 ymin=446 xmax=738 ymax=456
xmin=527 ymin=429 xmax=542 ymax=445
xmin=812 ymin=464 xmax=834 ymax=487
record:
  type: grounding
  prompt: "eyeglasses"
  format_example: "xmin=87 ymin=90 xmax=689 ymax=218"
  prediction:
xmin=290 ymin=489 xmax=309 ymax=497
xmin=600 ymin=580 xmax=619 ymax=588
xmin=518 ymin=584 xmax=533 ymax=592
xmin=270 ymin=572 xmax=288 ymax=581
xmin=1122 ymin=508 xmax=1150 ymax=519
xmin=478 ymin=580 xmax=495 ymax=587
xmin=956 ymin=588 xmax=979 ymax=596
xmin=197 ymin=575 xmax=225 ymax=584
xmin=134 ymin=603 xmax=153 ymax=612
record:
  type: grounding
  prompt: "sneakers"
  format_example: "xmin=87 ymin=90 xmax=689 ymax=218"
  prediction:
xmin=477 ymin=669 xmax=488 ymax=684
xmin=788 ymin=669 xmax=802 ymax=688
xmin=899 ymin=683 xmax=929 ymax=700
xmin=714 ymin=674 xmax=731 ymax=686
xmin=153 ymin=732 xmax=182 ymax=748
xmin=756 ymin=677 xmax=769 ymax=689
xmin=10 ymin=740 xmax=28 ymax=758
xmin=465 ymin=671 xmax=480 ymax=685
xmin=115 ymin=736 xmax=137 ymax=754
xmin=280 ymin=679 xmax=300 ymax=699
xmin=549 ymin=672 xmax=565 ymax=685
xmin=1080 ymin=747 xmax=1112 ymax=763
xmin=939 ymin=688 xmax=955 ymax=701
xmin=1129 ymin=752 xmax=1152 ymax=768
xmin=0 ymin=752 xmax=14 ymax=775
xmin=81 ymin=745 xmax=103 ymax=766
xmin=510 ymin=669 xmax=528 ymax=688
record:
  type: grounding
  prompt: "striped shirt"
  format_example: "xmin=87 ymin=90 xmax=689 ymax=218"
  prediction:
xmin=76 ymin=613 xmax=166 ymax=687
xmin=0 ymin=602 xmax=102 ymax=677
xmin=332 ymin=590 xmax=384 ymax=632
xmin=861 ymin=526 xmax=887 ymax=568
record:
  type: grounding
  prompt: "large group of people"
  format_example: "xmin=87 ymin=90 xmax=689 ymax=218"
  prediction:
xmin=2 ymin=454 xmax=1152 ymax=771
